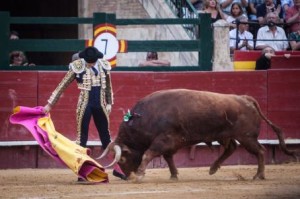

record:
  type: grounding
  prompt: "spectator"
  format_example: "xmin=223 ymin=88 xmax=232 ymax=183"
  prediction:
xmin=282 ymin=0 xmax=294 ymax=17
xmin=248 ymin=0 xmax=265 ymax=20
xmin=288 ymin=30 xmax=300 ymax=50
xmin=256 ymin=12 xmax=289 ymax=51
xmin=138 ymin=52 xmax=171 ymax=67
xmin=220 ymin=0 xmax=248 ymax=16
xmin=255 ymin=46 xmax=275 ymax=69
xmin=229 ymin=16 xmax=254 ymax=53
xmin=181 ymin=0 xmax=203 ymax=18
xmin=9 ymin=31 xmax=19 ymax=40
xmin=285 ymin=0 xmax=300 ymax=34
xmin=191 ymin=0 xmax=204 ymax=11
xmin=256 ymin=0 xmax=283 ymax=25
xmin=9 ymin=30 xmax=35 ymax=66
xmin=225 ymin=2 xmax=249 ymax=28
xmin=199 ymin=0 xmax=227 ymax=23
xmin=9 ymin=51 xmax=35 ymax=66
xmin=43 ymin=46 xmax=126 ymax=182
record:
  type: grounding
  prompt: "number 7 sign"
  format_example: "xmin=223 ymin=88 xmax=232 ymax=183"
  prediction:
xmin=86 ymin=24 xmax=127 ymax=67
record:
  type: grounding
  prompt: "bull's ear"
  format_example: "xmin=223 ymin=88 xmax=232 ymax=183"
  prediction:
xmin=122 ymin=145 xmax=132 ymax=154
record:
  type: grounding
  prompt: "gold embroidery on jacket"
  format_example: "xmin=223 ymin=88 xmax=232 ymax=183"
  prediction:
xmin=47 ymin=59 xmax=113 ymax=144
xmin=47 ymin=70 xmax=76 ymax=105
xmin=75 ymin=90 xmax=89 ymax=145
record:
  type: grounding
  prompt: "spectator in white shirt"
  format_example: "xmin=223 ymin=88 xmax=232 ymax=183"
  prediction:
xmin=256 ymin=12 xmax=289 ymax=51
xmin=229 ymin=16 xmax=254 ymax=53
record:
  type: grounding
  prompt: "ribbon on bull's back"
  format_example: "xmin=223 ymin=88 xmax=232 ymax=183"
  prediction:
xmin=9 ymin=106 xmax=108 ymax=183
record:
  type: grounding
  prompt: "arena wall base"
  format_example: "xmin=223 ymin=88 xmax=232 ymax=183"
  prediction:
xmin=149 ymin=144 xmax=297 ymax=170
xmin=0 ymin=144 xmax=298 ymax=169
xmin=0 ymin=146 xmax=37 ymax=169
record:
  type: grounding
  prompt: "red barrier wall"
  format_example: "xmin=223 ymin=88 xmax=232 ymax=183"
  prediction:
xmin=267 ymin=70 xmax=300 ymax=139
xmin=0 ymin=70 xmax=299 ymax=168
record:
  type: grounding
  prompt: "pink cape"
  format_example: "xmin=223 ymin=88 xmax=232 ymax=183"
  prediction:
xmin=10 ymin=106 xmax=108 ymax=183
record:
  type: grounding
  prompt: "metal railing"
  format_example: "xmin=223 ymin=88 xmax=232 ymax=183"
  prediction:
xmin=230 ymin=20 xmax=292 ymax=51
xmin=0 ymin=12 xmax=213 ymax=71
xmin=166 ymin=0 xmax=199 ymax=39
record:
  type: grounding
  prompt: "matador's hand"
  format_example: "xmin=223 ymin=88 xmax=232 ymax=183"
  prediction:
xmin=43 ymin=103 xmax=52 ymax=114
xmin=106 ymin=104 xmax=112 ymax=114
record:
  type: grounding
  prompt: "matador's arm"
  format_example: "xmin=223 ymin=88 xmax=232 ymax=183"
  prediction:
xmin=44 ymin=70 xmax=76 ymax=114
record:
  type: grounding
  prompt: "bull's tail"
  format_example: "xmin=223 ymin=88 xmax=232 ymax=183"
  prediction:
xmin=245 ymin=96 xmax=297 ymax=159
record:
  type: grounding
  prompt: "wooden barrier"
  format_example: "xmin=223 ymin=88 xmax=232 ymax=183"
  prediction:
xmin=271 ymin=55 xmax=300 ymax=69
xmin=233 ymin=50 xmax=261 ymax=71
xmin=2 ymin=70 xmax=300 ymax=140
xmin=0 ymin=70 xmax=299 ymax=168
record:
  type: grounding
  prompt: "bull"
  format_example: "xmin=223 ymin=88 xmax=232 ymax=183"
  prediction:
xmin=99 ymin=89 xmax=297 ymax=181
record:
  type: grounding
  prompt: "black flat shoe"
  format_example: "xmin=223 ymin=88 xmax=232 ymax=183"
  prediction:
xmin=113 ymin=170 xmax=127 ymax=180
xmin=76 ymin=178 xmax=88 ymax=184
xmin=76 ymin=178 xmax=102 ymax=185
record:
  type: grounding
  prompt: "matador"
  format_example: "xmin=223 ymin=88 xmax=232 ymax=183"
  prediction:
xmin=43 ymin=46 xmax=126 ymax=182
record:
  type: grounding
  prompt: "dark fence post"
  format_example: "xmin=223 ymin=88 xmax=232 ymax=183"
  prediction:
xmin=199 ymin=13 xmax=212 ymax=71
xmin=0 ymin=12 xmax=10 ymax=68
xmin=93 ymin=12 xmax=116 ymax=29
xmin=93 ymin=12 xmax=106 ymax=27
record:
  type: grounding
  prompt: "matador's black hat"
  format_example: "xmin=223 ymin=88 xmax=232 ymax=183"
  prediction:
xmin=79 ymin=46 xmax=103 ymax=63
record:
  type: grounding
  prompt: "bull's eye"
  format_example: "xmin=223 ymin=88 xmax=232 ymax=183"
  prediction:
xmin=119 ymin=157 xmax=126 ymax=164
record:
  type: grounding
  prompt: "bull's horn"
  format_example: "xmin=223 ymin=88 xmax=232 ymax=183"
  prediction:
xmin=104 ymin=145 xmax=122 ymax=168
xmin=96 ymin=142 xmax=115 ymax=160
xmin=96 ymin=147 xmax=109 ymax=160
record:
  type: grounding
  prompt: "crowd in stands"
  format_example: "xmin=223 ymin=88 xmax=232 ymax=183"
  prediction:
xmin=182 ymin=0 xmax=300 ymax=54
xmin=176 ymin=0 xmax=300 ymax=70
xmin=8 ymin=0 xmax=300 ymax=69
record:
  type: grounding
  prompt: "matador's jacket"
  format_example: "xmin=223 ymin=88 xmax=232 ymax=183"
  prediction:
xmin=47 ymin=58 xmax=113 ymax=145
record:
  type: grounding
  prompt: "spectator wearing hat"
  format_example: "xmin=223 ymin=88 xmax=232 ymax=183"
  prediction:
xmin=43 ymin=46 xmax=126 ymax=182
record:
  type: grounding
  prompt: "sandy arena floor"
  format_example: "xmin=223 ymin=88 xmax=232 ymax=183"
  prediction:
xmin=0 ymin=163 xmax=299 ymax=199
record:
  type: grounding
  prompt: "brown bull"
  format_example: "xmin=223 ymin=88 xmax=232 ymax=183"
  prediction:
xmin=99 ymin=89 xmax=297 ymax=182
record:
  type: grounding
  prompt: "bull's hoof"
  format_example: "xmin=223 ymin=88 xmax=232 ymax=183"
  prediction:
xmin=253 ymin=173 xmax=265 ymax=180
xmin=128 ymin=172 xmax=144 ymax=183
xmin=134 ymin=174 xmax=144 ymax=183
xmin=127 ymin=172 xmax=136 ymax=181
xmin=209 ymin=165 xmax=220 ymax=175
xmin=170 ymin=175 xmax=178 ymax=181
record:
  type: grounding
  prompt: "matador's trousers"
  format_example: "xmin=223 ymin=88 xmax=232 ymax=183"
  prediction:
xmin=77 ymin=86 xmax=111 ymax=149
